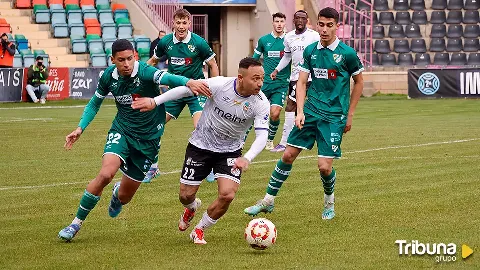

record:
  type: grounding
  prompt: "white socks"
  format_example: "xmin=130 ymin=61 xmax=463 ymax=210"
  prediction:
xmin=263 ymin=194 xmax=276 ymax=205
xmin=195 ymin=211 xmax=217 ymax=230
xmin=183 ymin=200 xmax=199 ymax=211
xmin=150 ymin=163 xmax=158 ymax=170
xmin=280 ymin=112 xmax=295 ymax=146
xmin=324 ymin=193 xmax=335 ymax=207
xmin=72 ymin=217 xmax=83 ymax=226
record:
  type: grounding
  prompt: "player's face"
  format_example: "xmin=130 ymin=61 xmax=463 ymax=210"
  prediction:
xmin=173 ymin=16 xmax=191 ymax=40
xmin=239 ymin=66 xmax=264 ymax=95
xmin=293 ymin=13 xmax=308 ymax=32
xmin=112 ymin=50 xmax=135 ymax=76
xmin=272 ymin=17 xmax=285 ymax=34
xmin=317 ymin=16 xmax=338 ymax=44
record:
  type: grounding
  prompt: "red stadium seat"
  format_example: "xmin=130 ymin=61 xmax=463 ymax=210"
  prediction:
xmin=85 ymin=18 xmax=101 ymax=36
xmin=32 ymin=0 xmax=48 ymax=5
xmin=80 ymin=0 xmax=94 ymax=6
xmin=48 ymin=0 xmax=63 ymax=5
xmin=64 ymin=0 xmax=79 ymax=6
xmin=0 ymin=18 xmax=11 ymax=33
xmin=111 ymin=3 xmax=126 ymax=12
xmin=15 ymin=0 xmax=32 ymax=8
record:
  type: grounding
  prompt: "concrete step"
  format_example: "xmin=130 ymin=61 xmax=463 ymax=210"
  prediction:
xmin=14 ymin=31 xmax=50 ymax=39
xmin=0 ymin=2 xmax=12 ymax=9
xmin=0 ymin=9 xmax=32 ymax=17
xmin=12 ymin=23 xmax=50 ymax=32
xmin=50 ymin=60 xmax=89 ymax=68
xmin=47 ymin=54 xmax=83 ymax=62
xmin=5 ymin=16 xmax=32 ymax=24
xmin=29 ymin=39 xmax=70 ymax=48
xmin=32 ymin=46 xmax=70 ymax=55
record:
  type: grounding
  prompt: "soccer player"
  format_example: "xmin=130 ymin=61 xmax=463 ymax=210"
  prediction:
xmin=252 ymin=12 xmax=291 ymax=150
xmin=244 ymin=7 xmax=364 ymax=220
xmin=57 ymin=39 xmax=209 ymax=242
xmin=146 ymin=8 xmax=219 ymax=183
xmin=269 ymin=10 xmax=320 ymax=152
xmin=132 ymin=57 xmax=270 ymax=245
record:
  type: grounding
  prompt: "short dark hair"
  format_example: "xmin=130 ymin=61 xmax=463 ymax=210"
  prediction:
xmin=1 ymin=33 xmax=7 ymax=38
xmin=272 ymin=12 xmax=286 ymax=21
xmin=159 ymin=30 xmax=166 ymax=34
xmin=173 ymin=8 xmax=191 ymax=20
xmin=112 ymin=39 xmax=134 ymax=56
xmin=36 ymin=56 xmax=43 ymax=61
xmin=294 ymin=10 xmax=308 ymax=17
xmin=239 ymin=57 xmax=262 ymax=70
xmin=318 ymin=7 xmax=339 ymax=23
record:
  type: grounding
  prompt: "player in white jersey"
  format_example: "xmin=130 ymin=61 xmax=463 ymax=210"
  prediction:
xmin=269 ymin=10 xmax=320 ymax=152
xmin=131 ymin=57 xmax=270 ymax=245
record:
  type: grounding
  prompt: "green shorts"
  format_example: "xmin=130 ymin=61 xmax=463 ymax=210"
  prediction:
xmin=165 ymin=96 xmax=203 ymax=119
xmin=262 ymin=85 xmax=288 ymax=107
xmin=103 ymin=128 xmax=161 ymax=182
xmin=287 ymin=112 xmax=346 ymax=158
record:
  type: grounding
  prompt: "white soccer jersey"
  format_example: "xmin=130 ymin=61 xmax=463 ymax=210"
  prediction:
xmin=189 ymin=76 xmax=270 ymax=153
xmin=284 ymin=28 xmax=320 ymax=81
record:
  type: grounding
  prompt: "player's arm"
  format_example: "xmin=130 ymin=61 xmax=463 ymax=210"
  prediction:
xmin=65 ymin=79 xmax=109 ymax=150
xmin=234 ymin=103 xmax=270 ymax=171
xmin=295 ymin=48 xmax=311 ymax=129
xmin=147 ymin=41 xmax=165 ymax=66
xmin=271 ymin=38 xmax=291 ymax=79
xmin=200 ymin=39 xmax=219 ymax=77
xmin=151 ymin=69 xmax=210 ymax=96
xmin=252 ymin=38 xmax=263 ymax=60
xmin=205 ymin=57 xmax=219 ymax=77
xmin=344 ymin=51 xmax=365 ymax=133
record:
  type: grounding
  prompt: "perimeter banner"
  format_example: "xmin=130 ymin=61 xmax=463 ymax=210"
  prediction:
xmin=408 ymin=69 xmax=480 ymax=98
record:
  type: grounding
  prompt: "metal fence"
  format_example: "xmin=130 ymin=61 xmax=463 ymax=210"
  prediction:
xmin=133 ymin=0 xmax=182 ymax=33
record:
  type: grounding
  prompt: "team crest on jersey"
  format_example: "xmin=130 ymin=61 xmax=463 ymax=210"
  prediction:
xmin=333 ymin=54 xmax=342 ymax=63
xmin=133 ymin=77 xmax=140 ymax=87
xmin=243 ymin=102 xmax=250 ymax=112
xmin=188 ymin=44 xmax=196 ymax=52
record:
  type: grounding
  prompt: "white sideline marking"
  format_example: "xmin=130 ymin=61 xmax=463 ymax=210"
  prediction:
xmin=0 ymin=105 xmax=116 ymax=110
xmin=0 ymin=138 xmax=478 ymax=191
xmin=0 ymin=117 xmax=53 ymax=122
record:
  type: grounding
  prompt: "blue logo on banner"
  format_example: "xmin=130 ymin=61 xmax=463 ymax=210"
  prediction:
xmin=417 ymin=73 xmax=440 ymax=95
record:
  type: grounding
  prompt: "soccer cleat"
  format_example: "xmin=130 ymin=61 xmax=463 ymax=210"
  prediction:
xmin=58 ymin=224 xmax=81 ymax=242
xmin=270 ymin=144 xmax=286 ymax=152
xmin=143 ymin=167 xmax=160 ymax=183
xmin=108 ymin=182 xmax=122 ymax=218
xmin=40 ymin=98 xmax=46 ymax=104
xmin=322 ymin=202 xmax=335 ymax=220
xmin=190 ymin=228 xmax=207 ymax=245
xmin=244 ymin=200 xmax=275 ymax=216
xmin=179 ymin=198 xmax=201 ymax=231
xmin=205 ymin=170 xmax=215 ymax=183
xmin=265 ymin=140 xmax=274 ymax=150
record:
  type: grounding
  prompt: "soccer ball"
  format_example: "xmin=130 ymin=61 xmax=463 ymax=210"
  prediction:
xmin=244 ymin=218 xmax=277 ymax=250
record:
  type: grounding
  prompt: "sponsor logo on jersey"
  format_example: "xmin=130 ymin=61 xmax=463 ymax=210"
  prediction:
xmin=333 ymin=54 xmax=343 ymax=63
xmin=313 ymin=68 xmax=337 ymax=79
xmin=214 ymin=106 xmax=247 ymax=123
xmin=115 ymin=94 xmax=133 ymax=105
xmin=267 ymin=51 xmax=282 ymax=58
xmin=170 ymin=57 xmax=193 ymax=65
xmin=243 ymin=101 xmax=250 ymax=112
xmin=222 ymin=96 xmax=230 ymax=102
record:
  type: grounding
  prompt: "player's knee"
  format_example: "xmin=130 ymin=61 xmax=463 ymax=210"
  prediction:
xmin=318 ymin=163 xmax=332 ymax=176
xmin=282 ymin=149 xmax=297 ymax=164
xmin=179 ymin=192 xmax=196 ymax=205
xmin=96 ymin=170 xmax=116 ymax=184
xmin=270 ymin=110 xmax=281 ymax=121
xmin=218 ymin=190 xmax=235 ymax=204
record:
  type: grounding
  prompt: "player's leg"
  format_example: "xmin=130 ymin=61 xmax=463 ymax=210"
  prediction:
xmin=191 ymin=150 xmax=241 ymax=244
xmin=108 ymin=174 xmax=142 ymax=218
xmin=143 ymin=99 xmax=186 ymax=183
xmin=266 ymin=88 xmax=286 ymax=150
xmin=178 ymin=143 xmax=211 ymax=231
xmin=316 ymin=118 xmax=345 ymax=220
xmin=272 ymin=82 xmax=297 ymax=152
xmin=58 ymin=131 xmax=127 ymax=241
xmin=143 ymin=141 xmax=161 ymax=183
xmin=245 ymin=117 xmax=316 ymax=216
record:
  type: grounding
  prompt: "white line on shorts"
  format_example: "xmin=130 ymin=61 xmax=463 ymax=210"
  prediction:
xmin=0 ymin=138 xmax=478 ymax=191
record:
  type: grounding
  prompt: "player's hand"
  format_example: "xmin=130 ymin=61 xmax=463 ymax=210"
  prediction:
xmin=186 ymin=79 xmax=211 ymax=98
xmin=131 ymin=97 xmax=156 ymax=112
xmin=233 ymin=157 xmax=250 ymax=172
xmin=64 ymin=127 xmax=83 ymax=150
xmin=270 ymin=69 xmax=278 ymax=80
xmin=295 ymin=112 xmax=305 ymax=129
xmin=344 ymin=116 xmax=353 ymax=133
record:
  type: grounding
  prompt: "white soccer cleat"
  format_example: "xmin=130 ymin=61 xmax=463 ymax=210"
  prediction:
xmin=265 ymin=140 xmax=274 ymax=150
xmin=190 ymin=228 xmax=207 ymax=245
xmin=40 ymin=98 xmax=46 ymax=104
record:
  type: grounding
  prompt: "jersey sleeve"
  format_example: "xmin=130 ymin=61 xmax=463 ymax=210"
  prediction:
xmin=253 ymin=37 xmax=263 ymax=59
xmin=77 ymin=72 xmax=110 ymax=130
xmin=199 ymin=38 xmax=216 ymax=62
xmin=153 ymin=38 xmax=165 ymax=60
xmin=200 ymin=76 xmax=226 ymax=97
xmin=253 ymin=98 xmax=270 ymax=130
xmin=345 ymin=49 xmax=365 ymax=76
xmin=298 ymin=46 xmax=312 ymax=74
xmin=143 ymin=64 xmax=161 ymax=84
xmin=283 ymin=35 xmax=291 ymax=53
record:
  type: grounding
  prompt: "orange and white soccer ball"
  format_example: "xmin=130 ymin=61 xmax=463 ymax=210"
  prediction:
xmin=244 ymin=218 xmax=277 ymax=250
